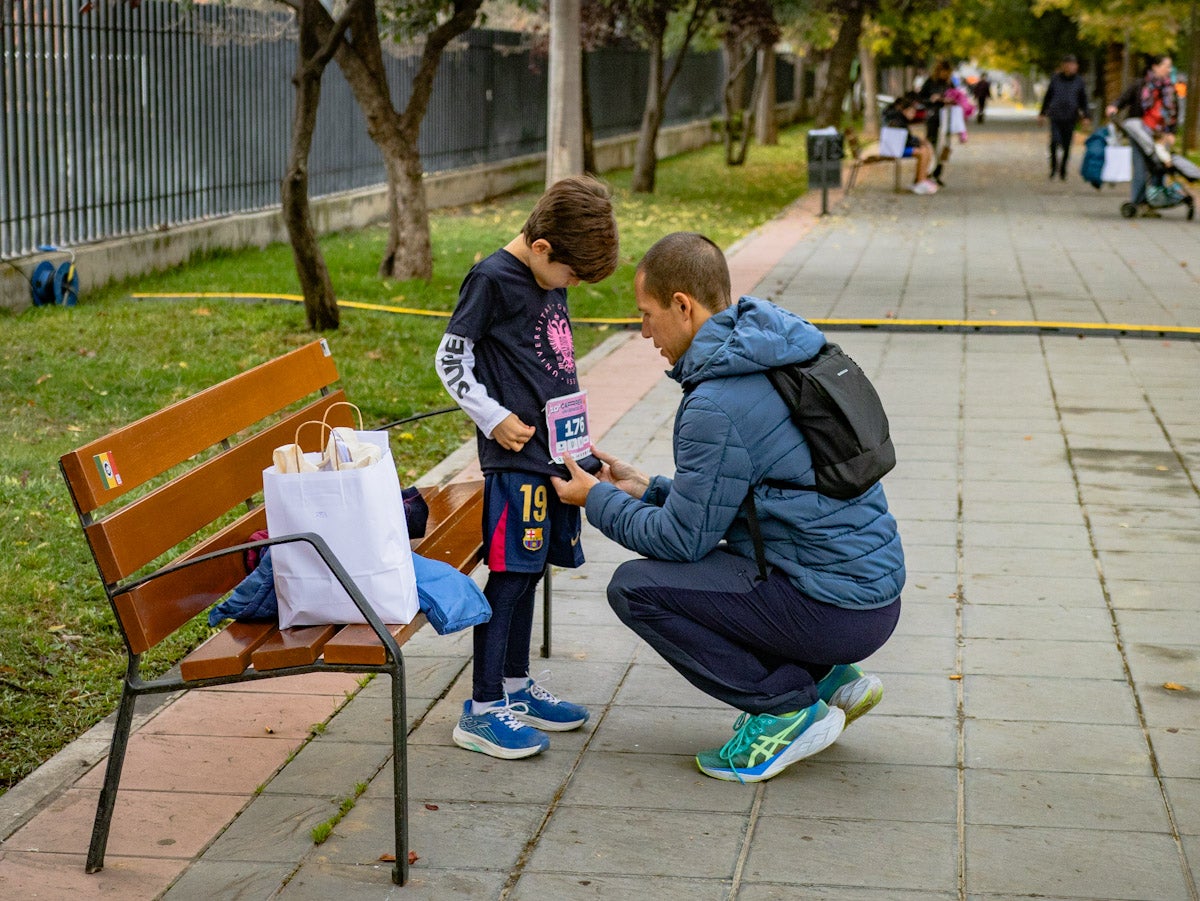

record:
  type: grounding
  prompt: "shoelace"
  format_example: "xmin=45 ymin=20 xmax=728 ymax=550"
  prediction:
xmin=525 ymin=670 xmax=561 ymax=705
xmin=717 ymin=713 xmax=769 ymax=784
xmin=490 ymin=702 xmax=533 ymax=731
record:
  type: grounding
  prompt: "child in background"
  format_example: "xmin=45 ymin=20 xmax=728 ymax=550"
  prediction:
xmin=436 ymin=176 xmax=619 ymax=759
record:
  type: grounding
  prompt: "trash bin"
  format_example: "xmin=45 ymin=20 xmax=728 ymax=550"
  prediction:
xmin=807 ymin=128 xmax=843 ymax=214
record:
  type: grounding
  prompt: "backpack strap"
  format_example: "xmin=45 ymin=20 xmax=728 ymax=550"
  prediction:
xmin=742 ymin=486 xmax=770 ymax=583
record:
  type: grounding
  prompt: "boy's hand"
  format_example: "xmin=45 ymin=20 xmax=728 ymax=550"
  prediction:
xmin=493 ymin=414 xmax=535 ymax=452
xmin=551 ymin=454 xmax=598 ymax=507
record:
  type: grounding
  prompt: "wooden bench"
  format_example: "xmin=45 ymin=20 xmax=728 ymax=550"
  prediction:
xmin=845 ymin=129 xmax=915 ymax=193
xmin=59 ymin=338 xmax=484 ymax=886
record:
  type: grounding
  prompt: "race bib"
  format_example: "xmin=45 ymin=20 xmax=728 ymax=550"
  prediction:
xmin=545 ymin=390 xmax=592 ymax=464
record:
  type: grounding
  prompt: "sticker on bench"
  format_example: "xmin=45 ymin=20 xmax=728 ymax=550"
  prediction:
xmin=93 ymin=451 xmax=123 ymax=489
xmin=545 ymin=390 xmax=592 ymax=464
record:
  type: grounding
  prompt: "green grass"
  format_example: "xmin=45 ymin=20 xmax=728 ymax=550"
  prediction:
xmin=0 ymin=125 xmax=811 ymax=792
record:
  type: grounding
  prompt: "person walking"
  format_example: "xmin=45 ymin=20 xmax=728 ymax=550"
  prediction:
xmin=1038 ymin=54 xmax=1091 ymax=180
xmin=1105 ymin=55 xmax=1177 ymax=210
xmin=552 ymin=232 xmax=904 ymax=784
xmin=971 ymin=74 xmax=991 ymax=124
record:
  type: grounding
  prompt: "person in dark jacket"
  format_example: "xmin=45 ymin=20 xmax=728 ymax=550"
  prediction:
xmin=1108 ymin=54 xmax=1178 ymax=210
xmin=1039 ymin=54 xmax=1092 ymax=180
xmin=918 ymin=60 xmax=954 ymax=183
xmin=552 ymin=232 xmax=905 ymax=784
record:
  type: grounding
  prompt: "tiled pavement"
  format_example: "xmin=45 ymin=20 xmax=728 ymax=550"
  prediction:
xmin=1 ymin=109 xmax=1198 ymax=899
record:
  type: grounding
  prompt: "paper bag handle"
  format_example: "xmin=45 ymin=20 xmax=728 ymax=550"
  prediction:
xmin=320 ymin=401 xmax=365 ymax=432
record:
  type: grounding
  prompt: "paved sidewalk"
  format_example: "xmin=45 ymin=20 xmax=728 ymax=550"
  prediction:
xmin=2 ymin=110 xmax=1198 ymax=900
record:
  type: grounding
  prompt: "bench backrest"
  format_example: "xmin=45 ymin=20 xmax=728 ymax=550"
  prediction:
xmin=60 ymin=339 xmax=356 ymax=655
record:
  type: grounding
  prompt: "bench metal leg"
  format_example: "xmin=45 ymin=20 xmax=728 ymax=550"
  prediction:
xmin=86 ymin=678 xmax=138 ymax=873
xmin=539 ymin=564 xmax=552 ymax=658
xmin=389 ymin=659 xmax=409 ymax=885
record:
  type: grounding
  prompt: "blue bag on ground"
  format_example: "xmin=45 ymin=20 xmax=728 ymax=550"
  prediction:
xmin=1080 ymin=127 xmax=1107 ymax=189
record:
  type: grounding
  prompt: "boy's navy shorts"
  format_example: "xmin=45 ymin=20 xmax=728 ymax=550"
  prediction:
xmin=483 ymin=471 xmax=584 ymax=573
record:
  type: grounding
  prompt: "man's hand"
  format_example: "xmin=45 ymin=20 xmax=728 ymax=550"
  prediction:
xmin=592 ymin=447 xmax=650 ymax=499
xmin=492 ymin=413 xmax=535 ymax=452
xmin=551 ymin=453 xmax=599 ymax=507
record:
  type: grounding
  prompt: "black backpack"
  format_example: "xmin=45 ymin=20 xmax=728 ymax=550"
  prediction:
xmin=744 ymin=342 xmax=895 ymax=580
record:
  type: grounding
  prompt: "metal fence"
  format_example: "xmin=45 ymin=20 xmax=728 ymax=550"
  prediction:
xmin=1 ymin=0 xmax=734 ymax=259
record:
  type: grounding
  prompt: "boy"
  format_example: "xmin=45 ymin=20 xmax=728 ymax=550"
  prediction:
xmin=436 ymin=175 xmax=619 ymax=759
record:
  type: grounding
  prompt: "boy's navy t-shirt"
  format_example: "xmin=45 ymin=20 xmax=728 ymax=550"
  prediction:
xmin=446 ymin=248 xmax=588 ymax=478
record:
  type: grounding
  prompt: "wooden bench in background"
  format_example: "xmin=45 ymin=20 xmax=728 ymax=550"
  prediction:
xmin=59 ymin=339 xmax=482 ymax=886
xmin=845 ymin=130 xmax=915 ymax=193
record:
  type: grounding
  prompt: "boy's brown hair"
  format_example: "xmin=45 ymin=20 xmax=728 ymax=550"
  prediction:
xmin=636 ymin=232 xmax=732 ymax=315
xmin=522 ymin=175 xmax=619 ymax=283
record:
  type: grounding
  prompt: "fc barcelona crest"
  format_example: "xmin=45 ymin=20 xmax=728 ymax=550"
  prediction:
xmin=522 ymin=528 xmax=544 ymax=551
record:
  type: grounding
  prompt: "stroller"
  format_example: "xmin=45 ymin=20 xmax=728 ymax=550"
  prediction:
xmin=1117 ymin=117 xmax=1199 ymax=220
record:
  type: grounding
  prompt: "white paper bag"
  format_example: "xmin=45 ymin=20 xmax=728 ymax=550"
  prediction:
xmin=264 ymin=430 xmax=419 ymax=628
xmin=942 ymin=105 xmax=967 ymax=134
xmin=1101 ymin=145 xmax=1132 ymax=183
xmin=878 ymin=126 xmax=908 ymax=159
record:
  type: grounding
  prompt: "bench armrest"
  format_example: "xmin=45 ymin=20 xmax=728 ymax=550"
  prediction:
xmin=113 ymin=534 xmax=406 ymax=664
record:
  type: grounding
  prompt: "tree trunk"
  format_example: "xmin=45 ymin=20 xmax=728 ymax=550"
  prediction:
xmin=282 ymin=0 xmax=341 ymax=331
xmin=796 ymin=53 xmax=809 ymax=119
xmin=632 ymin=32 xmax=665 ymax=193
xmin=547 ymin=0 xmax=584 ymax=186
xmin=582 ymin=51 xmax=597 ymax=173
xmin=755 ymin=45 xmax=777 ymax=145
xmin=1185 ymin=1 xmax=1199 ymax=153
xmin=815 ymin=2 xmax=865 ymax=128
xmin=330 ymin=0 xmax=482 ymax=280
xmin=858 ymin=41 xmax=879 ymax=138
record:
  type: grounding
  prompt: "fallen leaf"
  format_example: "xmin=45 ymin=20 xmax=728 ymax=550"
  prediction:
xmin=48 ymin=624 xmax=67 ymax=632
xmin=67 ymin=425 xmax=82 ymax=432
xmin=948 ymin=674 xmax=962 ymax=681
xmin=193 ymin=307 xmax=212 ymax=316
xmin=1155 ymin=465 xmax=1169 ymax=472
xmin=424 ymin=803 xmax=439 ymax=811
xmin=35 ymin=374 xmax=52 ymax=385
xmin=367 ymin=350 xmax=383 ymax=361
xmin=379 ymin=853 xmax=396 ymax=862
xmin=1163 ymin=682 xmax=1188 ymax=692
xmin=1023 ymin=435 xmax=1033 ymax=441
xmin=408 ymin=850 xmax=420 ymax=864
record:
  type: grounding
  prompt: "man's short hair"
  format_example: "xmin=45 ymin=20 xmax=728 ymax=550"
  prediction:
xmin=636 ymin=232 xmax=732 ymax=314
xmin=1061 ymin=54 xmax=1077 ymax=64
xmin=522 ymin=175 xmax=619 ymax=284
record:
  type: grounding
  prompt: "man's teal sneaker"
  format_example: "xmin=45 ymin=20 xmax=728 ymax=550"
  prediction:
xmin=506 ymin=675 xmax=589 ymax=732
xmin=695 ymin=701 xmax=845 ymax=783
xmin=816 ymin=664 xmax=883 ymax=726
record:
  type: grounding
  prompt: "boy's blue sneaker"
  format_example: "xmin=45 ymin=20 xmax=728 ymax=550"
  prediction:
xmin=816 ymin=663 xmax=883 ymax=726
xmin=695 ymin=701 xmax=845 ymax=783
xmin=506 ymin=675 xmax=589 ymax=732
xmin=452 ymin=700 xmax=549 ymax=760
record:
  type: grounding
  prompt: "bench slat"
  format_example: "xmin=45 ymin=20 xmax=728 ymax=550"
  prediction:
xmin=87 ymin=393 xmax=353 ymax=584
xmin=180 ymin=622 xmax=278 ymax=682
xmin=60 ymin=340 xmax=340 ymax=514
xmin=116 ymin=507 xmax=267 ymax=654
xmin=416 ymin=480 xmax=485 ymax=569
xmin=251 ymin=624 xmax=339 ymax=671
xmin=323 ymin=615 xmax=429 ymax=666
